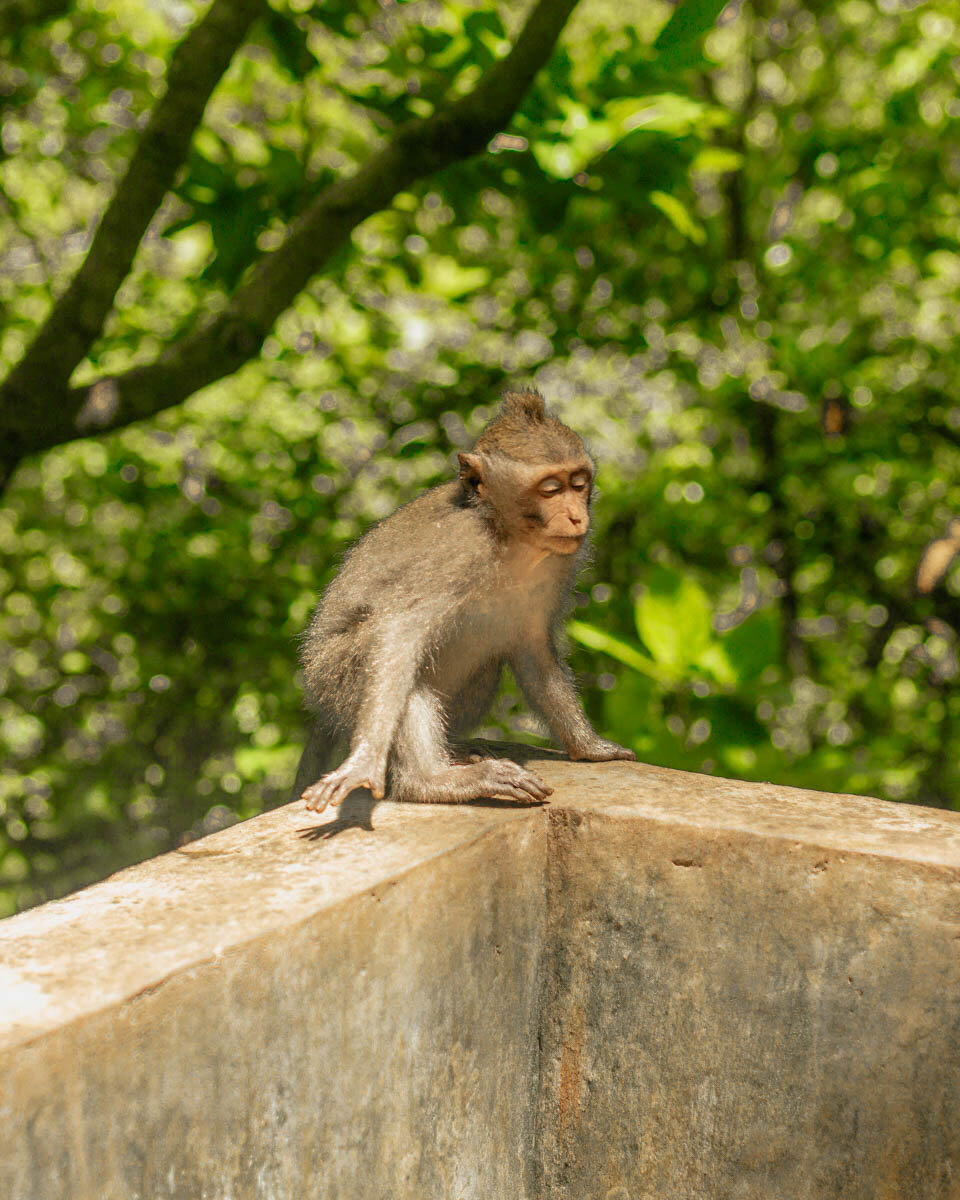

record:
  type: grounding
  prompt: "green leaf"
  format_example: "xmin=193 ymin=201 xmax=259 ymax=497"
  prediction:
xmin=530 ymin=140 xmax=580 ymax=180
xmin=531 ymin=108 xmax=616 ymax=180
xmin=695 ymin=642 xmax=737 ymax=687
xmin=654 ymin=0 xmax=730 ymax=54
xmin=720 ymin=610 xmax=781 ymax=683
xmin=429 ymin=35 xmax=471 ymax=71
xmin=532 ymin=94 xmax=716 ymax=180
xmin=421 ymin=255 xmax=490 ymax=298
xmin=568 ymin=619 xmax=675 ymax=682
xmin=464 ymin=10 xmax=507 ymax=41
xmin=635 ymin=568 xmax=713 ymax=670
xmin=464 ymin=10 xmax=508 ymax=58
xmin=604 ymin=93 xmax=710 ymax=135
xmin=649 ymin=191 xmax=707 ymax=244
xmin=691 ymin=146 xmax=744 ymax=173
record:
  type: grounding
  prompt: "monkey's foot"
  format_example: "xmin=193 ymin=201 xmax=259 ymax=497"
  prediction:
xmin=302 ymin=752 xmax=386 ymax=813
xmin=471 ymin=759 xmax=553 ymax=804
xmin=567 ymin=738 xmax=636 ymax=763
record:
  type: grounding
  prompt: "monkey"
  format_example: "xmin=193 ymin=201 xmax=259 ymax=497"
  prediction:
xmin=296 ymin=390 xmax=635 ymax=813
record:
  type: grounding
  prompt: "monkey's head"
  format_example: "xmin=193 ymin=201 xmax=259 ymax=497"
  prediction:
xmin=458 ymin=391 xmax=594 ymax=555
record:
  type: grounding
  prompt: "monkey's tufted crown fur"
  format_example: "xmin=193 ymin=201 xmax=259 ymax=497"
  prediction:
xmin=474 ymin=390 xmax=585 ymax=463
xmin=502 ymin=389 xmax=547 ymax=421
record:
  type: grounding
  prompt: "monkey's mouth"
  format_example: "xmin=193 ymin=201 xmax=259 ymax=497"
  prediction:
xmin=546 ymin=533 xmax=586 ymax=551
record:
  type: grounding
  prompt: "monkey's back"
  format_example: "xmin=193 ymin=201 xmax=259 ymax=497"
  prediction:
xmin=301 ymin=482 xmax=497 ymax=726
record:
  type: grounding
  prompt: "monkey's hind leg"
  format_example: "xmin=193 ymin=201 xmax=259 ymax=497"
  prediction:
xmin=389 ymin=688 xmax=552 ymax=806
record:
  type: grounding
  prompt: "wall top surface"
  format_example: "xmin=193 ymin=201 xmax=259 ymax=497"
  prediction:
xmin=2 ymin=753 xmax=958 ymax=1052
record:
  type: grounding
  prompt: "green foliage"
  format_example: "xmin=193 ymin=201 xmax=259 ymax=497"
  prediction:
xmin=3 ymin=0 xmax=960 ymax=913
xmin=654 ymin=0 xmax=732 ymax=68
xmin=635 ymin=567 xmax=716 ymax=673
xmin=531 ymin=92 xmax=722 ymax=180
xmin=571 ymin=566 xmax=780 ymax=774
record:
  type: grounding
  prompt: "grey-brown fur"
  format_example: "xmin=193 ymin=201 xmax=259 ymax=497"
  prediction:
xmin=296 ymin=393 xmax=634 ymax=812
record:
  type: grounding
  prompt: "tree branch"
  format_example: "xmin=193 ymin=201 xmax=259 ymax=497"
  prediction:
xmin=0 ymin=0 xmax=266 ymax=473
xmin=0 ymin=0 xmax=71 ymax=39
xmin=0 ymin=0 xmax=581 ymax=478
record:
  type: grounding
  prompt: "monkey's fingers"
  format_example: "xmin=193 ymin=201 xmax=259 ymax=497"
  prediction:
xmin=302 ymin=781 xmax=332 ymax=813
xmin=610 ymin=746 xmax=637 ymax=761
xmin=303 ymin=770 xmax=352 ymax=811
xmin=514 ymin=772 xmax=553 ymax=801
xmin=489 ymin=785 xmax=549 ymax=806
xmin=571 ymin=739 xmax=637 ymax=763
xmin=480 ymin=760 xmax=553 ymax=801
xmin=303 ymin=765 xmax=385 ymax=812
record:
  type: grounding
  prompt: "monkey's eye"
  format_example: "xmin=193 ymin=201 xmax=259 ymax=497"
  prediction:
xmin=539 ymin=479 xmax=563 ymax=496
xmin=570 ymin=474 xmax=591 ymax=491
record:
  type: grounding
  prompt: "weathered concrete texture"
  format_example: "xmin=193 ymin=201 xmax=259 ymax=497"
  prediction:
xmin=2 ymin=755 xmax=960 ymax=1199
xmin=0 ymin=801 xmax=545 ymax=1200
xmin=533 ymin=762 xmax=960 ymax=1200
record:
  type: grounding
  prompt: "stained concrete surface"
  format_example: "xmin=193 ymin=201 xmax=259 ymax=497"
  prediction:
xmin=1 ymin=800 xmax=545 ymax=1199
xmin=2 ymin=756 xmax=959 ymax=1198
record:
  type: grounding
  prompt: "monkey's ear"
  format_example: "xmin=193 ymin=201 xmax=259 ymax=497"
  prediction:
xmin=458 ymin=452 xmax=485 ymax=495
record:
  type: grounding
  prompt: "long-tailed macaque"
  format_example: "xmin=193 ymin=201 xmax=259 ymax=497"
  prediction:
xmin=297 ymin=390 xmax=635 ymax=812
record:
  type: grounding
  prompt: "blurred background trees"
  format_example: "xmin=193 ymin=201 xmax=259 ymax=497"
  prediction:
xmin=2 ymin=0 xmax=959 ymax=913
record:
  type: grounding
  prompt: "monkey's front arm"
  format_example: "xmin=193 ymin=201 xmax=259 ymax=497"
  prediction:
xmin=510 ymin=639 xmax=636 ymax=763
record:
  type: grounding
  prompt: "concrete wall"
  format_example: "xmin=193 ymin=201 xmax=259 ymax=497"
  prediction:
xmin=2 ymin=755 xmax=960 ymax=1199
xmin=1 ymin=801 xmax=546 ymax=1200
xmin=535 ymin=768 xmax=960 ymax=1200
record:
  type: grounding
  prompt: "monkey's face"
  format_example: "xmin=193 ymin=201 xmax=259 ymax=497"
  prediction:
xmin=460 ymin=451 xmax=594 ymax=555
xmin=522 ymin=461 xmax=593 ymax=554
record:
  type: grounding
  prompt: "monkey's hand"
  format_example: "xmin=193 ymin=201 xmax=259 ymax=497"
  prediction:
xmin=302 ymin=747 xmax=387 ymax=813
xmin=566 ymin=737 xmax=636 ymax=763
